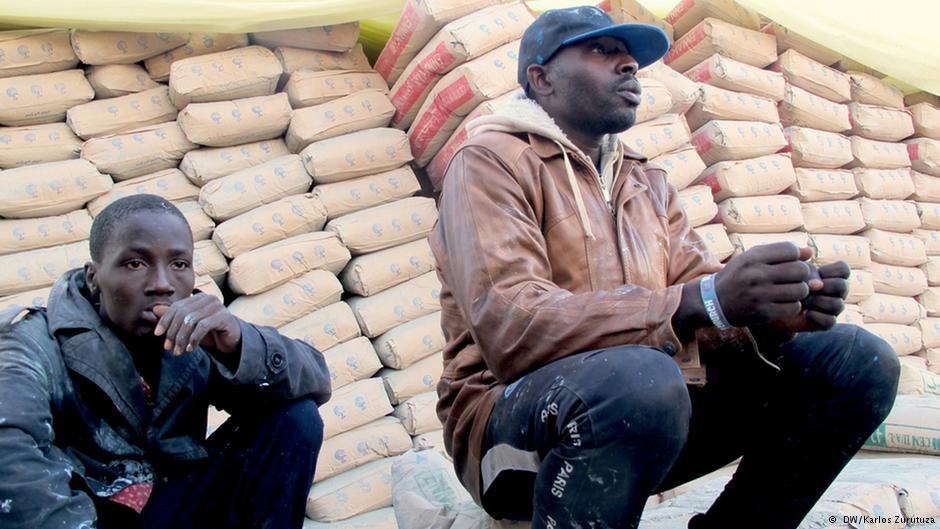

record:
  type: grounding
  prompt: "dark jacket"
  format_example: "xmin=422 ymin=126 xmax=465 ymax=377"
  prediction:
xmin=0 ymin=269 xmax=332 ymax=528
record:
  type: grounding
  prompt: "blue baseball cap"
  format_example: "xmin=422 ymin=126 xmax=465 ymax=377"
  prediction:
xmin=517 ymin=5 xmax=671 ymax=91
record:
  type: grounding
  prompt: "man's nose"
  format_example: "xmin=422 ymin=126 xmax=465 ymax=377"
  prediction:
xmin=146 ymin=266 xmax=175 ymax=295
xmin=618 ymin=61 xmax=638 ymax=76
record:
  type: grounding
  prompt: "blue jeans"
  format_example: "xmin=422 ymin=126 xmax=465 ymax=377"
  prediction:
xmin=479 ymin=324 xmax=900 ymax=529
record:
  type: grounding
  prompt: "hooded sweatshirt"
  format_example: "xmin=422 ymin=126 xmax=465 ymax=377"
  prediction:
xmin=429 ymin=93 xmax=770 ymax=504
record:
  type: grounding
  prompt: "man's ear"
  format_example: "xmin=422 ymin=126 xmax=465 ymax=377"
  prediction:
xmin=84 ymin=261 xmax=99 ymax=297
xmin=526 ymin=63 xmax=554 ymax=99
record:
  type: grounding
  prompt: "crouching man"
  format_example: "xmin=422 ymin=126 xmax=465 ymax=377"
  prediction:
xmin=431 ymin=6 xmax=901 ymax=529
xmin=0 ymin=195 xmax=331 ymax=529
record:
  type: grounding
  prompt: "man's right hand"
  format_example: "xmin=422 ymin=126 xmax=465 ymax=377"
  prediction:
xmin=714 ymin=242 xmax=820 ymax=328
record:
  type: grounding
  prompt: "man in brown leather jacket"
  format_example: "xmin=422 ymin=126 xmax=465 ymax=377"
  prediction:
xmin=430 ymin=6 xmax=900 ymax=529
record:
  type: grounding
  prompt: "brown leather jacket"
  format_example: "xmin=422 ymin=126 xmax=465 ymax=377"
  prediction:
xmin=429 ymin=94 xmax=764 ymax=504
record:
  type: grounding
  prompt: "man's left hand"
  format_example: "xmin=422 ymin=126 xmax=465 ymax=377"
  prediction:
xmin=767 ymin=261 xmax=850 ymax=334
xmin=153 ymin=294 xmax=242 ymax=356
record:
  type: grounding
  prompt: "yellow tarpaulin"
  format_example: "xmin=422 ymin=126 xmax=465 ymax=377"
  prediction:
xmin=0 ymin=0 xmax=937 ymax=96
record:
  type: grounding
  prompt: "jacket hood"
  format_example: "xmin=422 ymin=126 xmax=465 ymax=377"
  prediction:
xmin=47 ymin=268 xmax=107 ymax=335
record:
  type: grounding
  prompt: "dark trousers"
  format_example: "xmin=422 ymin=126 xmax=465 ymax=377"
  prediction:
xmin=479 ymin=324 xmax=900 ymax=529
xmin=95 ymin=398 xmax=323 ymax=529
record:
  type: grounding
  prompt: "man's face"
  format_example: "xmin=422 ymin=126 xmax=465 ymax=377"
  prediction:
xmin=540 ymin=36 xmax=641 ymax=135
xmin=85 ymin=211 xmax=195 ymax=341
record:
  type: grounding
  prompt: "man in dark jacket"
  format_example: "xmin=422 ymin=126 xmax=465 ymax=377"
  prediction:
xmin=0 ymin=194 xmax=331 ymax=529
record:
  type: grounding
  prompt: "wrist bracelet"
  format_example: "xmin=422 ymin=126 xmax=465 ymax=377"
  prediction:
xmin=700 ymin=273 xmax=733 ymax=330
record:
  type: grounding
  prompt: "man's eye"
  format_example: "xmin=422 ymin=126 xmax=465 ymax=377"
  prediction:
xmin=172 ymin=261 xmax=190 ymax=270
xmin=125 ymin=260 xmax=144 ymax=270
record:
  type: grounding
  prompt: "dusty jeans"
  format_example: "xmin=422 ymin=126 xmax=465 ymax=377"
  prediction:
xmin=479 ymin=324 xmax=900 ymax=529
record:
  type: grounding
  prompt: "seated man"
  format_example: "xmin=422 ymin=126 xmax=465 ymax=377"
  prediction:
xmin=431 ymin=7 xmax=901 ymax=529
xmin=0 ymin=195 xmax=331 ymax=529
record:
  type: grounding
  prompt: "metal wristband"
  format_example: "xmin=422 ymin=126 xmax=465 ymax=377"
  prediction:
xmin=700 ymin=273 xmax=733 ymax=330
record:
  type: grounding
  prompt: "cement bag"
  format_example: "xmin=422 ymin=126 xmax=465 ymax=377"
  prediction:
xmin=302 ymin=128 xmax=412 ymax=185
xmin=636 ymin=78 xmax=675 ymax=125
xmin=730 ymin=232 xmax=808 ymax=255
xmin=853 ymin=168 xmax=915 ymax=200
xmin=767 ymin=49 xmax=850 ymax=102
xmin=837 ymin=304 xmax=864 ymax=325
xmin=690 ymin=120 xmax=787 ymax=166
xmin=408 ymin=41 xmax=520 ymax=166
xmin=685 ymin=84 xmax=778 ymax=132
xmin=692 ymin=223 xmax=734 ymax=261
xmin=286 ymin=90 xmax=396 ymax=153
xmin=316 ymin=417 xmax=412 ymax=484
xmin=194 ymin=274 xmax=224 ymax=303
xmin=85 ymin=64 xmax=159 ymax=99
xmin=228 ymin=269 xmax=343 ymax=327
xmin=280 ymin=302 xmax=361 ymax=352
xmin=0 ymin=286 xmax=51 ymax=312
xmin=927 ymin=349 xmax=940 ymax=373
xmin=69 ymin=31 xmax=188 ymax=65
xmin=801 ymin=200 xmax=865 ymax=235
xmin=0 ymin=209 xmax=91 ymax=255
xmin=177 ymin=93 xmax=292 ymax=148
xmin=808 ymin=234 xmax=870 ymax=268
xmin=650 ymin=146 xmax=706 ymax=191
xmin=81 ymin=121 xmax=197 ymax=181
xmin=834 ymin=57 xmax=884 ymax=78
xmin=921 ymin=287 xmax=940 ymax=317
xmin=684 ymin=54 xmax=785 ymax=102
xmin=179 ymin=139 xmax=290 ymax=186
xmin=389 ymin=2 xmax=533 ymax=130
xmin=347 ymin=272 xmax=442 ymax=338
xmin=789 ymin=168 xmax=858 ymax=202
xmin=0 ymin=70 xmax=94 ymax=126
xmin=696 ymin=153 xmax=795 ymax=201
xmin=66 ymin=86 xmax=178 ymax=140
xmin=324 ymin=336 xmax=383 ymax=391
xmin=906 ymin=138 xmax=940 ymax=177
xmin=286 ymin=70 xmax=387 ymax=109
xmin=636 ymin=61 xmax=700 ymax=114
xmin=919 ymin=202 xmax=940 ymax=230
xmin=901 ymin=362 xmax=940 ymax=395
xmin=251 ymin=22 xmax=360 ymax=52
xmin=174 ymin=201 xmax=214 ymax=241
xmin=144 ymin=33 xmax=250 ymax=82
xmin=168 ymin=46 xmax=283 ymax=109
xmin=0 ymin=29 xmax=78 ymax=79
xmin=664 ymin=0 xmax=761 ymax=37
xmin=87 ymin=169 xmax=200 ymax=217
xmin=340 ymin=238 xmax=435 ymax=297
xmin=227 ymin=232 xmax=350 ymax=295
xmin=664 ymin=18 xmax=776 ymax=72
xmin=924 ymin=257 xmax=940 ymax=286
xmin=306 ymin=457 xmax=395 ymax=522
xmin=913 ymin=229 xmax=940 ymax=256
xmin=778 ymin=84 xmax=851 ymax=133
xmin=374 ymin=0 xmax=505 ymax=85
xmin=850 ymin=72 xmax=905 ymax=109
xmin=0 ymin=241 xmax=89 ymax=296
xmin=313 ymin=166 xmax=420 ymax=220
xmin=845 ymin=269 xmax=874 ymax=304
xmin=211 ymin=193 xmax=327 ymax=258
xmin=393 ymin=391 xmax=442 ymax=436
xmin=871 ymin=263 xmax=928 ymax=297
xmin=0 ymin=159 xmax=111 ymax=218
xmin=197 ymin=154 xmax=311 ymax=221
xmin=912 ymin=171 xmax=940 ymax=202
xmin=413 ymin=430 xmax=447 ymax=456
xmin=859 ymin=294 xmax=923 ymax=325
xmin=718 ymin=195 xmax=802 ymax=233
xmin=303 ymin=508 xmax=398 ymax=529
xmin=380 ymin=351 xmax=444 ymax=405
xmin=326 ymin=197 xmax=438 ymax=255
xmin=760 ymin=22 xmax=840 ymax=65
xmin=781 ymin=126 xmax=853 ymax=169
xmin=909 ymin=103 xmax=940 ymax=140
xmin=848 ymin=103 xmax=915 ymax=142
xmin=192 ymin=240 xmax=227 ymax=284
xmin=857 ymin=198 xmax=921 ymax=232
xmin=618 ymin=114 xmax=691 ymax=160
xmin=847 ymin=137 xmax=911 ymax=170
xmin=373 ymin=311 xmax=445 ymax=370
xmin=611 ymin=0 xmax=675 ymax=42
xmin=865 ymin=395 xmax=940 ymax=456
xmin=274 ymin=44 xmax=370 ymax=76
xmin=322 ymin=377 xmax=394 ymax=440
xmin=0 ymin=122 xmax=82 ymax=169
xmin=865 ymin=229 xmax=927 ymax=267
xmin=677 ymin=185 xmax=717 ymax=227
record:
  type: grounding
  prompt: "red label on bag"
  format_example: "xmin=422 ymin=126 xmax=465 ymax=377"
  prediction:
xmin=375 ymin=1 xmax=420 ymax=80
xmin=409 ymin=76 xmax=475 ymax=160
xmin=690 ymin=127 xmax=715 ymax=155
xmin=665 ymin=23 xmax=708 ymax=66
xmin=908 ymin=143 xmax=921 ymax=161
xmin=664 ymin=0 xmax=696 ymax=24
xmin=391 ymin=42 xmax=458 ymax=125
xmin=684 ymin=60 xmax=712 ymax=82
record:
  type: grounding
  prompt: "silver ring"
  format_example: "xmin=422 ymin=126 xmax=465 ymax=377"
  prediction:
xmin=183 ymin=314 xmax=195 ymax=326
